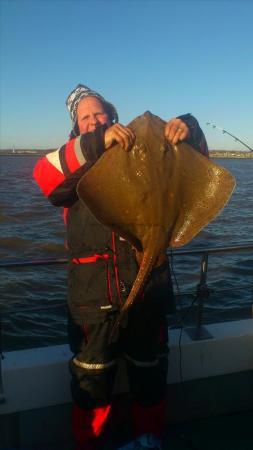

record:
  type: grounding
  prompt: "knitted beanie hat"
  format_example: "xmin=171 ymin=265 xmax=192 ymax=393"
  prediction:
xmin=66 ymin=84 xmax=118 ymax=129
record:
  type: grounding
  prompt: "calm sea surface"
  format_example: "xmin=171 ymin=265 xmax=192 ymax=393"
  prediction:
xmin=0 ymin=155 xmax=253 ymax=350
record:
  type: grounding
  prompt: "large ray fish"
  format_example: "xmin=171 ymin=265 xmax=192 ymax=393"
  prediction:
xmin=77 ymin=112 xmax=235 ymax=330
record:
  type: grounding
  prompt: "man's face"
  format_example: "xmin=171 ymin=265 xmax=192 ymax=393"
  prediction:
xmin=77 ymin=96 xmax=111 ymax=134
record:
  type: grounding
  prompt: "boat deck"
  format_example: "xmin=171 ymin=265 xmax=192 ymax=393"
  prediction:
xmin=9 ymin=409 xmax=251 ymax=450
xmin=1 ymin=325 xmax=253 ymax=450
xmin=164 ymin=410 xmax=253 ymax=450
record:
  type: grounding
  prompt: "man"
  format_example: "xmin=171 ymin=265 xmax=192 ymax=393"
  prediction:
xmin=33 ymin=84 xmax=208 ymax=450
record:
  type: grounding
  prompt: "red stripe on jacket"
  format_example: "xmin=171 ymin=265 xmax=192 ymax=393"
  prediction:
xmin=33 ymin=157 xmax=65 ymax=197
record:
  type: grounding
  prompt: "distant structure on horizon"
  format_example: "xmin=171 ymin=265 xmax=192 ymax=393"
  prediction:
xmin=1 ymin=149 xmax=253 ymax=158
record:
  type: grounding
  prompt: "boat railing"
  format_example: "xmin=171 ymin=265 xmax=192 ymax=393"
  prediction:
xmin=169 ymin=243 xmax=253 ymax=339
xmin=1 ymin=242 xmax=253 ymax=322
xmin=1 ymin=243 xmax=253 ymax=404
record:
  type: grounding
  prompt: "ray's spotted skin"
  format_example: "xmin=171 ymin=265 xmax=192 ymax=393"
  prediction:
xmin=77 ymin=111 xmax=236 ymax=335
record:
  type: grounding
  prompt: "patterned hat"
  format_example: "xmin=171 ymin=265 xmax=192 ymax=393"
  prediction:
xmin=66 ymin=84 xmax=118 ymax=126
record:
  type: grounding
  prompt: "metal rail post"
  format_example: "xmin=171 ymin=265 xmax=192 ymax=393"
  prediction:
xmin=185 ymin=252 xmax=213 ymax=341
xmin=0 ymin=312 xmax=5 ymax=404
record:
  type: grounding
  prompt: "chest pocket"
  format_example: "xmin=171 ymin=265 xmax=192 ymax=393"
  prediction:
xmin=66 ymin=200 xmax=112 ymax=257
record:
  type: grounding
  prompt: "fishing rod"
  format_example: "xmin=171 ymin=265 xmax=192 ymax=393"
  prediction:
xmin=206 ymin=122 xmax=253 ymax=152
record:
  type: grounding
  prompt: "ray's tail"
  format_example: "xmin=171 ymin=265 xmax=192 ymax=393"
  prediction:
xmin=110 ymin=226 xmax=163 ymax=341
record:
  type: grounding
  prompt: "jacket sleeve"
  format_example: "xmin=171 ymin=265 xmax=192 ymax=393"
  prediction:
xmin=33 ymin=126 xmax=106 ymax=207
xmin=177 ymin=113 xmax=209 ymax=157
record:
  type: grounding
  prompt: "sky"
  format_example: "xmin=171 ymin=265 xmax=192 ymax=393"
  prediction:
xmin=1 ymin=0 xmax=253 ymax=150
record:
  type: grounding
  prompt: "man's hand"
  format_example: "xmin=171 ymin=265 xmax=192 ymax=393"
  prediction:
xmin=104 ymin=124 xmax=135 ymax=151
xmin=165 ymin=118 xmax=190 ymax=145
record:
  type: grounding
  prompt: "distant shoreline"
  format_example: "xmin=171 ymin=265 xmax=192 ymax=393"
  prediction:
xmin=209 ymin=151 xmax=253 ymax=159
xmin=0 ymin=150 xmax=55 ymax=156
xmin=0 ymin=149 xmax=253 ymax=158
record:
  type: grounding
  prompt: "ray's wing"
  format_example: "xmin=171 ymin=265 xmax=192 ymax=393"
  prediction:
xmin=77 ymin=145 xmax=141 ymax=249
xmin=167 ymin=142 xmax=236 ymax=248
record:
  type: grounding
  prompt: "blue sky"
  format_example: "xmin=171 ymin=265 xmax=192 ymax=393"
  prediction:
xmin=1 ymin=0 xmax=253 ymax=150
